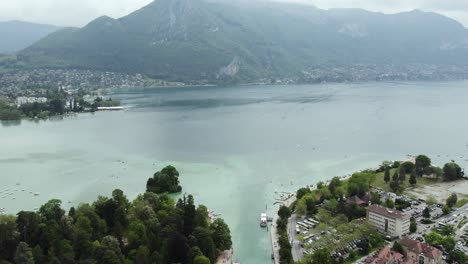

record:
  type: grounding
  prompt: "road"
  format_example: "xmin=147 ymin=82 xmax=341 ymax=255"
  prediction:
xmin=287 ymin=213 xmax=304 ymax=262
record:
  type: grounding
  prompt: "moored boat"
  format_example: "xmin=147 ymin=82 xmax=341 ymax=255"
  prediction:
xmin=260 ymin=213 xmax=267 ymax=227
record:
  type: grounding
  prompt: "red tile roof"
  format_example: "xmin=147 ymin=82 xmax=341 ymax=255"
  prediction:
xmin=400 ymin=237 xmax=442 ymax=259
xmin=365 ymin=246 xmax=404 ymax=264
xmin=367 ymin=204 xmax=411 ymax=220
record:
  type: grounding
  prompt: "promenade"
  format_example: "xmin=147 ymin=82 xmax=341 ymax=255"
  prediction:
xmin=270 ymin=195 xmax=296 ymax=264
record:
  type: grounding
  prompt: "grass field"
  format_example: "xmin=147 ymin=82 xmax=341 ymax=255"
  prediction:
xmin=370 ymin=168 xmax=439 ymax=193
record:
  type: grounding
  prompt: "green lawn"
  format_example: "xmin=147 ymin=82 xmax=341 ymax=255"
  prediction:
xmin=456 ymin=198 xmax=468 ymax=208
xmin=370 ymin=168 xmax=439 ymax=193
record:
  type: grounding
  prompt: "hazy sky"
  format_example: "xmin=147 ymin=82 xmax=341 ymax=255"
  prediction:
xmin=1 ymin=0 xmax=468 ymax=27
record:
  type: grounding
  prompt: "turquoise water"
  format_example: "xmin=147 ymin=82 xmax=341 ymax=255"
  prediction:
xmin=1 ymin=82 xmax=468 ymax=263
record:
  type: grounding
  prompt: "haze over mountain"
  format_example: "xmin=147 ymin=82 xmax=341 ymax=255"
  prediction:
xmin=17 ymin=0 xmax=468 ymax=83
xmin=0 ymin=20 xmax=60 ymax=54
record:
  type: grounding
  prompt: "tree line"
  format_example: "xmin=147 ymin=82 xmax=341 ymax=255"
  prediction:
xmin=0 ymin=166 xmax=232 ymax=264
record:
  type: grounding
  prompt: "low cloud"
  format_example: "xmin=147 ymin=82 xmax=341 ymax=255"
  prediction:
xmin=1 ymin=0 xmax=468 ymax=27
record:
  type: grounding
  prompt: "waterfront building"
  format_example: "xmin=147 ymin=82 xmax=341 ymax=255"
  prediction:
xmin=366 ymin=204 xmax=411 ymax=238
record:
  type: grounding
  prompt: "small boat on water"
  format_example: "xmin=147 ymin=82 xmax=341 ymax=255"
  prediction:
xmin=260 ymin=213 xmax=268 ymax=227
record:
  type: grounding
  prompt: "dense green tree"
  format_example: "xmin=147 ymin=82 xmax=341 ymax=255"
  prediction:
xmin=278 ymin=233 xmax=292 ymax=263
xmin=392 ymin=171 xmax=399 ymax=182
xmin=441 ymin=236 xmax=456 ymax=252
xmin=443 ymin=162 xmax=463 ymax=181
xmin=389 ymin=180 xmax=399 ymax=193
xmin=447 ymin=250 xmax=468 ymax=263
xmin=75 ymin=204 xmax=107 ymax=241
xmin=193 ymin=255 xmax=211 ymax=264
xmin=73 ymin=216 xmax=94 ymax=259
xmin=432 ymin=166 xmax=444 ymax=179
xmin=194 ymin=205 xmax=209 ymax=229
xmin=32 ymin=245 xmax=46 ymax=264
xmin=385 ymin=198 xmax=395 ymax=209
xmin=316 ymin=181 xmax=324 ymax=190
xmin=303 ymin=194 xmax=318 ymax=214
xmin=167 ymin=233 xmax=190 ymax=263
xmin=409 ymin=171 xmax=417 ymax=186
xmin=0 ymin=183 xmax=231 ymax=264
xmin=400 ymin=161 xmax=415 ymax=174
xmin=398 ymin=166 xmax=406 ymax=182
xmin=347 ymin=172 xmax=372 ymax=197
xmin=295 ymin=199 xmax=307 ymax=217
xmin=328 ymin=176 xmax=342 ymax=195
xmin=410 ymin=220 xmax=417 ymax=233
xmin=425 ymin=232 xmax=444 ymax=246
xmin=14 ymin=242 xmax=34 ymax=264
xmin=296 ymin=188 xmax=311 ymax=200
xmin=370 ymin=192 xmax=381 ymax=205
xmin=415 ymin=155 xmax=431 ymax=172
xmin=392 ymin=241 xmax=404 ymax=254
xmin=190 ymin=246 xmax=203 ymax=261
xmin=135 ymin=245 xmax=151 ymax=264
xmin=440 ymin=225 xmax=456 ymax=236
xmin=310 ymin=248 xmax=334 ymax=264
xmin=16 ymin=211 xmax=41 ymax=245
xmin=210 ymin=219 xmax=232 ymax=251
xmin=369 ymin=233 xmax=384 ymax=248
xmin=384 ymin=167 xmax=390 ymax=184
xmin=48 ymin=98 xmax=65 ymax=114
xmin=95 ymin=236 xmax=124 ymax=264
xmin=446 ymin=193 xmax=458 ymax=208
xmin=193 ymin=227 xmax=216 ymax=263
xmin=422 ymin=207 xmax=431 ymax=218
xmin=343 ymin=202 xmax=366 ymax=221
xmin=278 ymin=205 xmax=291 ymax=220
xmin=146 ymin=166 xmax=182 ymax=194
xmin=127 ymin=221 xmax=149 ymax=250
xmin=324 ymin=199 xmax=338 ymax=213
xmin=184 ymin=195 xmax=196 ymax=236
xmin=39 ymin=199 xmax=65 ymax=222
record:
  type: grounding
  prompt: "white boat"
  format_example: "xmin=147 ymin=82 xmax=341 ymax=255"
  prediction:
xmin=260 ymin=213 xmax=268 ymax=227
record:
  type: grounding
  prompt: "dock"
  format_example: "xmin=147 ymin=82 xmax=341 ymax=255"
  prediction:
xmin=97 ymin=106 xmax=124 ymax=111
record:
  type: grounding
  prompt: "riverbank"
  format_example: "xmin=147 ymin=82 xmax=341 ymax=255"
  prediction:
xmin=270 ymin=194 xmax=297 ymax=264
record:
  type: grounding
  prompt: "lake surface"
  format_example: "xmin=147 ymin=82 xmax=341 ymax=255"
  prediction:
xmin=1 ymin=81 xmax=468 ymax=263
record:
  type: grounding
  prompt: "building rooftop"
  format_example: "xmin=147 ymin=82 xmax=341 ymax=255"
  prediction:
xmin=367 ymin=204 xmax=411 ymax=220
xmin=347 ymin=195 xmax=369 ymax=205
xmin=400 ymin=237 xmax=443 ymax=259
xmin=365 ymin=245 xmax=404 ymax=264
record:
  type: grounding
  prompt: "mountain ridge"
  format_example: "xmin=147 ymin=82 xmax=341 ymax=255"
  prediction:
xmin=0 ymin=20 xmax=61 ymax=54
xmin=15 ymin=0 xmax=468 ymax=83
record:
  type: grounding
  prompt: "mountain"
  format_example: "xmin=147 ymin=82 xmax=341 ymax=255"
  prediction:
xmin=0 ymin=20 xmax=60 ymax=54
xmin=17 ymin=0 xmax=468 ymax=83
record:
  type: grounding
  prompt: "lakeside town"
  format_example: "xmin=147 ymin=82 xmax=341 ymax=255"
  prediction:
xmin=269 ymin=155 xmax=468 ymax=264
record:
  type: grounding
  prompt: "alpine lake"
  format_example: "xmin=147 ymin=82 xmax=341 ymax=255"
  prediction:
xmin=2 ymin=81 xmax=468 ymax=263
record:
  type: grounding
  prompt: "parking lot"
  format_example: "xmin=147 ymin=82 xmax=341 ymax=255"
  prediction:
xmin=291 ymin=213 xmax=375 ymax=260
xmin=372 ymin=187 xmax=468 ymax=255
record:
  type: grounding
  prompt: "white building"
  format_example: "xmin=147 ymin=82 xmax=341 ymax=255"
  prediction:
xmin=366 ymin=204 xmax=410 ymax=238
xmin=16 ymin=97 xmax=47 ymax=107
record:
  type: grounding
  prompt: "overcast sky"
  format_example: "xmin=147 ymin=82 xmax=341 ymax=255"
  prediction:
xmin=1 ymin=0 xmax=468 ymax=28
